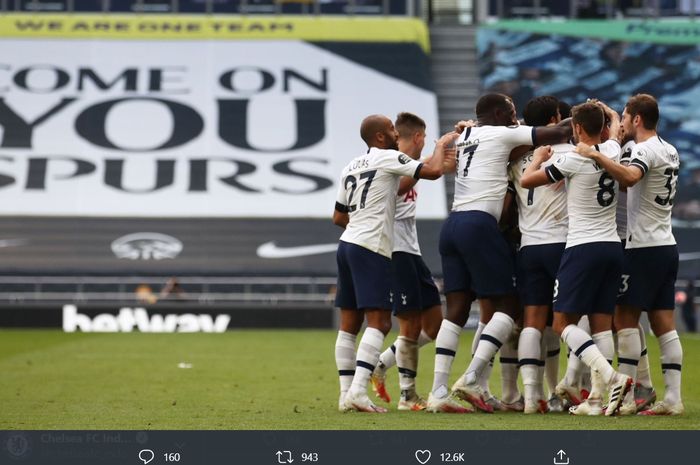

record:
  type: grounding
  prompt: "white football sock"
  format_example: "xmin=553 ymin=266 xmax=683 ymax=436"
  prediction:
xmin=562 ymin=317 xmax=590 ymax=387
xmin=544 ymin=327 xmax=560 ymax=395
xmin=472 ymin=321 xmax=493 ymax=394
xmin=636 ymin=324 xmax=653 ymax=388
xmin=348 ymin=327 xmax=385 ymax=395
xmin=538 ymin=336 xmax=546 ymax=399
xmin=500 ymin=333 xmax=521 ymax=403
xmin=418 ymin=330 xmax=434 ymax=347
xmin=379 ymin=330 xmax=433 ymax=373
xmin=431 ymin=319 xmax=462 ymax=397
xmin=591 ymin=330 xmax=614 ymax=398
xmin=377 ymin=343 xmax=396 ymax=372
xmin=335 ymin=331 xmax=357 ymax=396
xmin=472 ymin=321 xmax=486 ymax=356
xmin=658 ymin=330 xmax=683 ymax=405
xmin=396 ymin=336 xmax=419 ymax=393
xmin=519 ymin=327 xmax=543 ymax=401
xmin=562 ymin=324 xmax=616 ymax=386
xmin=464 ymin=312 xmax=514 ymax=385
xmin=577 ymin=317 xmax=592 ymax=390
xmin=616 ymin=327 xmax=641 ymax=381
xmin=616 ymin=327 xmax=641 ymax=404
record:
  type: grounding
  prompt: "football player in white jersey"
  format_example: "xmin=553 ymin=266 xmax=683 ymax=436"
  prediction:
xmin=425 ymin=93 xmax=571 ymax=413
xmin=521 ymin=101 xmax=633 ymax=416
xmin=333 ymin=114 xmax=455 ymax=413
xmin=370 ymin=112 xmax=452 ymax=411
xmin=613 ymin=132 xmax=658 ymax=412
xmin=549 ymin=103 xmax=621 ymax=411
xmin=509 ymin=96 xmax=569 ymax=414
xmin=575 ymin=94 xmax=682 ymax=415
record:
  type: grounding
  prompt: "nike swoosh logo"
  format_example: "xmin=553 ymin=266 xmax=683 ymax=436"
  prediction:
xmin=256 ymin=241 xmax=337 ymax=259
xmin=0 ymin=239 xmax=28 ymax=248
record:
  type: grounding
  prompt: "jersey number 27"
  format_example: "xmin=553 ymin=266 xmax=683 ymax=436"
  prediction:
xmin=344 ymin=170 xmax=377 ymax=212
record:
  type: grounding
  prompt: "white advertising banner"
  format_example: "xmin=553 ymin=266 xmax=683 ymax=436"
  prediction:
xmin=0 ymin=39 xmax=446 ymax=218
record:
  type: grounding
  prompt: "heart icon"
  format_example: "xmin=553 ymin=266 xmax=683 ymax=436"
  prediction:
xmin=415 ymin=450 xmax=431 ymax=464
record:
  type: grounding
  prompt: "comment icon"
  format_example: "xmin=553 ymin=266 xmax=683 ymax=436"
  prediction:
xmin=139 ymin=449 xmax=155 ymax=465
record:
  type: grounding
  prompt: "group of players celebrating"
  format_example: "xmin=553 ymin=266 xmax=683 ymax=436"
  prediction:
xmin=332 ymin=92 xmax=683 ymax=417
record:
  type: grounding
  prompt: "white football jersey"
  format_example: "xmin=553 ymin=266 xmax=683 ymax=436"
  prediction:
xmin=626 ymin=136 xmax=679 ymax=249
xmin=393 ymin=184 xmax=421 ymax=255
xmin=616 ymin=140 xmax=635 ymax=240
xmin=510 ymin=143 xmax=570 ymax=247
xmin=545 ymin=140 xmax=621 ymax=248
xmin=453 ymin=125 xmax=536 ymax=219
xmin=336 ymin=148 xmax=423 ymax=258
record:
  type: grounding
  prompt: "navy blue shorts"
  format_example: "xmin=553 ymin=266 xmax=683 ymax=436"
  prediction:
xmin=439 ymin=211 xmax=516 ymax=297
xmin=553 ymin=242 xmax=623 ymax=315
xmin=391 ymin=252 xmax=442 ymax=314
xmin=517 ymin=243 xmax=566 ymax=306
xmin=617 ymin=245 xmax=678 ymax=311
xmin=335 ymin=241 xmax=391 ymax=311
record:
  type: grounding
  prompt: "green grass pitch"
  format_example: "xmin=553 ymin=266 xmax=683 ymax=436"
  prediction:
xmin=1 ymin=329 xmax=698 ymax=430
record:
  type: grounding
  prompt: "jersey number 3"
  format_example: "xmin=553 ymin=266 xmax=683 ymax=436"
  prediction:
xmin=344 ymin=170 xmax=377 ymax=212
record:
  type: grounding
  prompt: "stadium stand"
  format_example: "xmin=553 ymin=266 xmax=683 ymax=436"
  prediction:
xmin=4 ymin=1 xmax=700 ymax=18
xmin=1 ymin=0 xmax=700 ymax=328
xmin=2 ymin=0 xmax=409 ymax=15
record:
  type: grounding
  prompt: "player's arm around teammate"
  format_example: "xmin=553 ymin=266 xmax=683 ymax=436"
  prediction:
xmin=521 ymin=102 xmax=633 ymax=416
xmin=520 ymin=145 xmax=555 ymax=188
xmin=334 ymin=115 xmax=450 ymax=413
xmin=576 ymin=95 xmax=683 ymax=415
xmin=371 ymin=117 xmax=460 ymax=411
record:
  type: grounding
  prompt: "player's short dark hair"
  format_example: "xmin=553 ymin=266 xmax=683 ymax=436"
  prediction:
xmin=571 ymin=102 xmax=605 ymax=137
xmin=475 ymin=93 xmax=512 ymax=120
xmin=395 ymin=112 xmax=426 ymax=139
xmin=523 ymin=96 xmax=559 ymax=127
xmin=558 ymin=100 xmax=572 ymax=119
xmin=625 ymin=94 xmax=659 ymax=130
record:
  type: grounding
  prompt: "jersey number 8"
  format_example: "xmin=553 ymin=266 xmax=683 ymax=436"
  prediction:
xmin=597 ymin=172 xmax=615 ymax=207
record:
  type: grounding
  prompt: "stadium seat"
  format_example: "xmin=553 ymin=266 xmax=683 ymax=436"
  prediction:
xmin=277 ymin=0 xmax=315 ymax=14
xmin=209 ymin=0 xmax=242 ymax=13
xmin=239 ymin=0 xmax=276 ymax=13
xmin=319 ymin=0 xmax=382 ymax=15
xmin=18 ymin=0 xmax=69 ymax=11
xmin=109 ymin=0 xmax=174 ymax=13
xmin=179 ymin=0 xmax=209 ymax=12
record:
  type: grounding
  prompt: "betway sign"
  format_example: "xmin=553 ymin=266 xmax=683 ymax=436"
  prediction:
xmin=0 ymin=40 xmax=445 ymax=218
xmin=62 ymin=304 xmax=231 ymax=333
